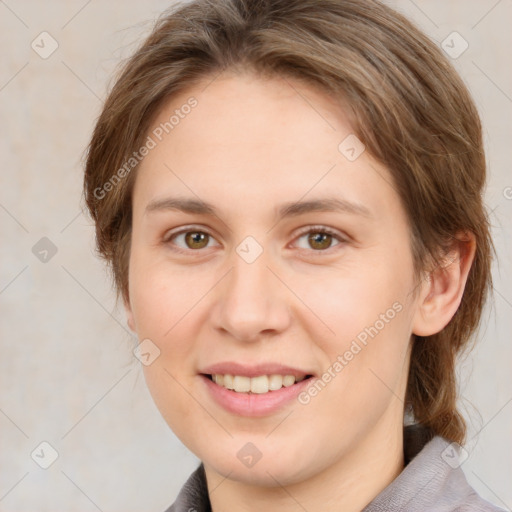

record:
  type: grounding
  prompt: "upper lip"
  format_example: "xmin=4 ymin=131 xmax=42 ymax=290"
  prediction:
xmin=200 ymin=361 xmax=314 ymax=379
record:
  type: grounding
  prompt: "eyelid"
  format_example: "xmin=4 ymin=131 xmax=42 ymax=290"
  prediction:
xmin=290 ymin=224 xmax=347 ymax=251
xmin=163 ymin=225 xmax=221 ymax=252
xmin=163 ymin=224 xmax=348 ymax=254
xmin=163 ymin=224 xmax=214 ymax=241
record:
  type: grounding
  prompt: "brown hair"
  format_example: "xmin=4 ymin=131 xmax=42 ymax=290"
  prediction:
xmin=83 ymin=0 xmax=493 ymax=444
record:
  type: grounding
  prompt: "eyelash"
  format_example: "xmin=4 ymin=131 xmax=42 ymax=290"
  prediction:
xmin=163 ymin=225 xmax=347 ymax=256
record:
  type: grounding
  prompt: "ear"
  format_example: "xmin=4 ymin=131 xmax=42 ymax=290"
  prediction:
xmin=412 ymin=233 xmax=476 ymax=337
xmin=123 ymin=294 xmax=136 ymax=332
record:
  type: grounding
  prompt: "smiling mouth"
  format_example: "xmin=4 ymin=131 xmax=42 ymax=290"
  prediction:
xmin=203 ymin=373 xmax=314 ymax=394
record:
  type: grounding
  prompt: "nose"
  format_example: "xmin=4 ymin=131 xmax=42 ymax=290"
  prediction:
xmin=211 ymin=252 xmax=292 ymax=343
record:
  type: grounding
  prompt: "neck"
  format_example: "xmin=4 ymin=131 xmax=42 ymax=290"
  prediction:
xmin=205 ymin=420 xmax=405 ymax=512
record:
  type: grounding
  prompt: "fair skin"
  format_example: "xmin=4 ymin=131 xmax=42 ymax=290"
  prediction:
xmin=125 ymin=71 xmax=474 ymax=512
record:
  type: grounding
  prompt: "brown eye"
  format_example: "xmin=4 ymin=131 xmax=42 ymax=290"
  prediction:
xmin=307 ymin=232 xmax=333 ymax=250
xmin=184 ymin=231 xmax=210 ymax=249
xmin=165 ymin=227 xmax=220 ymax=253
xmin=293 ymin=227 xmax=343 ymax=252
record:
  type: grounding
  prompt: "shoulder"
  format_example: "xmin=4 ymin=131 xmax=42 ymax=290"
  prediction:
xmin=163 ymin=463 xmax=211 ymax=512
xmin=364 ymin=430 xmax=505 ymax=512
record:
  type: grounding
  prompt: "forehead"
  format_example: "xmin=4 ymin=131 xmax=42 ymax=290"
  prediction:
xmin=133 ymin=71 xmax=401 ymax=220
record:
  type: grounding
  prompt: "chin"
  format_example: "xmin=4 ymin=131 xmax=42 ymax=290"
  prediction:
xmin=201 ymin=441 xmax=317 ymax=487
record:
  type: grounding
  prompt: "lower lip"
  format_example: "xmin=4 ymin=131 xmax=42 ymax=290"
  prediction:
xmin=200 ymin=374 xmax=313 ymax=417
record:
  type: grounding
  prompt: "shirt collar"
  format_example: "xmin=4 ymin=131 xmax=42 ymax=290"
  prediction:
xmin=166 ymin=425 xmax=500 ymax=512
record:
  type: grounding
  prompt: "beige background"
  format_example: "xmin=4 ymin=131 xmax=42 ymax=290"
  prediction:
xmin=1 ymin=1 xmax=511 ymax=511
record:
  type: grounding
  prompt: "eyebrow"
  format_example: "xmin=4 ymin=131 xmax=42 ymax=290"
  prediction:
xmin=145 ymin=196 xmax=372 ymax=219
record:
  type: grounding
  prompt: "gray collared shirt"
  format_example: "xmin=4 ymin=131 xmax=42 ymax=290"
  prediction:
xmin=165 ymin=426 xmax=505 ymax=511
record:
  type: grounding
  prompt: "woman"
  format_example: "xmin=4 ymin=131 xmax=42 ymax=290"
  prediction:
xmin=84 ymin=0 xmax=503 ymax=510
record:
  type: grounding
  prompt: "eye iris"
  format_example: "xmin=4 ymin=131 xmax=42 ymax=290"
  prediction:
xmin=308 ymin=232 xmax=332 ymax=250
xmin=185 ymin=232 xmax=208 ymax=249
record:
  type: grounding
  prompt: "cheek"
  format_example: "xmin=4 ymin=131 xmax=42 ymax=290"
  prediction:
xmin=129 ymin=259 xmax=208 ymax=439
xmin=129 ymin=254 xmax=201 ymax=337
xmin=298 ymin=261 xmax=412 ymax=344
xmin=127 ymin=258 xmax=206 ymax=416
xmin=297 ymin=259 xmax=415 ymax=400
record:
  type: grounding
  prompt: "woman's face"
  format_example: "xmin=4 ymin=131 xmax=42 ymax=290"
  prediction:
xmin=126 ymin=71 xmax=423 ymax=486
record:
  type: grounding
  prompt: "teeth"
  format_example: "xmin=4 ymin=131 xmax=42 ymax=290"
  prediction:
xmin=283 ymin=375 xmax=296 ymax=387
xmin=211 ymin=374 xmax=306 ymax=393
xmin=223 ymin=374 xmax=233 ymax=389
xmin=251 ymin=375 xmax=268 ymax=394
xmin=233 ymin=375 xmax=251 ymax=392
xmin=268 ymin=374 xmax=283 ymax=390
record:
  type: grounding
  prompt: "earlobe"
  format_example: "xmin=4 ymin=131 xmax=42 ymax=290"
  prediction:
xmin=412 ymin=234 xmax=476 ymax=337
